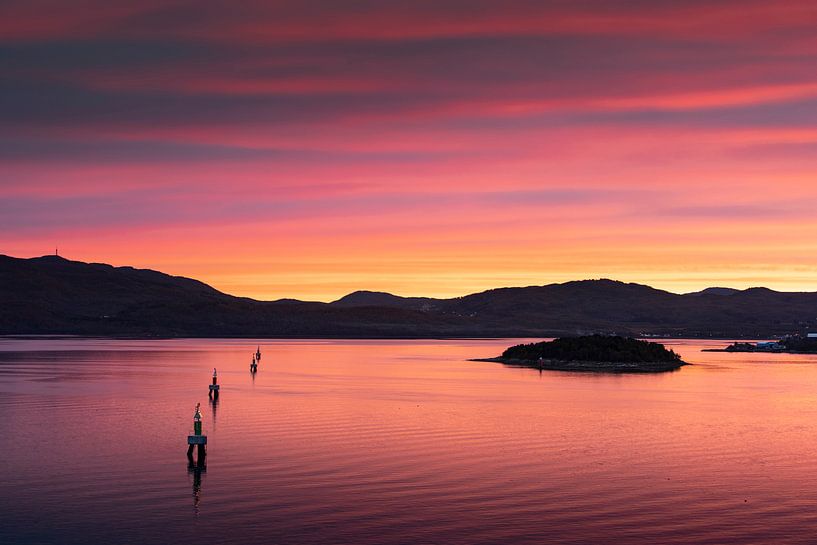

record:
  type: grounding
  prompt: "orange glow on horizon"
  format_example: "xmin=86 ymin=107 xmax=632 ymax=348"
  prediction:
xmin=3 ymin=1 xmax=817 ymax=301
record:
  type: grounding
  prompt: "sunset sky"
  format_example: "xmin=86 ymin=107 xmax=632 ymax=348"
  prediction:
xmin=2 ymin=0 xmax=817 ymax=300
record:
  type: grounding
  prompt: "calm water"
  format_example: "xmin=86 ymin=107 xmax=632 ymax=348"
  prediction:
xmin=3 ymin=338 xmax=817 ymax=544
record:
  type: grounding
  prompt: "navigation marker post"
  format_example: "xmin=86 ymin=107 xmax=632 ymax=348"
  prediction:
xmin=187 ymin=403 xmax=207 ymax=466
xmin=209 ymin=367 xmax=220 ymax=398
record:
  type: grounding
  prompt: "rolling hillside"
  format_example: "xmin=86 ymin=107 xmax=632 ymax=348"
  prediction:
xmin=2 ymin=255 xmax=816 ymax=338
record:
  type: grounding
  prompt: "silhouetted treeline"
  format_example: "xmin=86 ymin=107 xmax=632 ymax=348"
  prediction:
xmin=781 ymin=337 xmax=817 ymax=352
xmin=502 ymin=335 xmax=682 ymax=363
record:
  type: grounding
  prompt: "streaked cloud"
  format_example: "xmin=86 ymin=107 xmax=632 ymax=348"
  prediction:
xmin=2 ymin=1 xmax=817 ymax=299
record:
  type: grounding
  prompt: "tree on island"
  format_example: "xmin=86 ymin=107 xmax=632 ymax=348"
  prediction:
xmin=502 ymin=335 xmax=682 ymax=363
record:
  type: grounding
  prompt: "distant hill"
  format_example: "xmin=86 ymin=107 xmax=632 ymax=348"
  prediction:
xmin=687 ymin=287 xmax=740 ymax=296
xmin=2 ymin=254 xmax=817 ymax=338
xmin=0 ymin=255 xmax=462 ymax=337
xmin=330 ymin=290 xmax=440 ymax=310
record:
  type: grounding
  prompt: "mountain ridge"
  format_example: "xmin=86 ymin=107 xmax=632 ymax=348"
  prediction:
xmin=2 ymin=254 xmax=817 ymax=338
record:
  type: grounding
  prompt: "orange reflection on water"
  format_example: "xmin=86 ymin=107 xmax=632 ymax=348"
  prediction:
xmin=3 ymin=338 xmax=817 ymax=544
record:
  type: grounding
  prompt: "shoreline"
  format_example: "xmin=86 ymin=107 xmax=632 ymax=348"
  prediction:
xmin=0 ymin=333 xmax=789 ymax=341
xmin=703 ymin=348 xmax=817 ymax=354
xmin=471 ymin=357 xmax=688 ymax=373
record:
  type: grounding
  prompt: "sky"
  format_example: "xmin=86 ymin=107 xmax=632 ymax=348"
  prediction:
xmin=2 ymin=0 xmax=817 ymax=301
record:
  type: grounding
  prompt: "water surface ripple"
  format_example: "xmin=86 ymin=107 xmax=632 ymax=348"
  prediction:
xmin=2 ymin=338 xmax=817 ymax=544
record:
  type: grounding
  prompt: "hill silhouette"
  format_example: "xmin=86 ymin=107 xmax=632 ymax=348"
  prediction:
xmin=330 ymin=291 xmax=440 ymax=310
xmin=2 ymin=254 xmax=817 ymax=338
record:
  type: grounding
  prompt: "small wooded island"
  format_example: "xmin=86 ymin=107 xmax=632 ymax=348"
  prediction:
xmin=704 ymin=334 xmax=817 ymax=354
xmin=476 ymin=335 xmax=686 ymax=373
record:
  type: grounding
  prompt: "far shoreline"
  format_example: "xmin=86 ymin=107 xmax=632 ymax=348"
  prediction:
xmin=0 ymin=333 xmax=780 ymax=341
xmin=472 ymin=357 xmax=689 ymax=374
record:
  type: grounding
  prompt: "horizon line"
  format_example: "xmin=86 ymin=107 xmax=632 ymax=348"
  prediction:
xmin=4 ymin=252 xmax=812 ymax=303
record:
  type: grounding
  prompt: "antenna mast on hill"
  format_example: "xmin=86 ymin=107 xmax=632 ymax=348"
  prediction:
xmin=55 ymin=246 xmax=59 ymax=256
